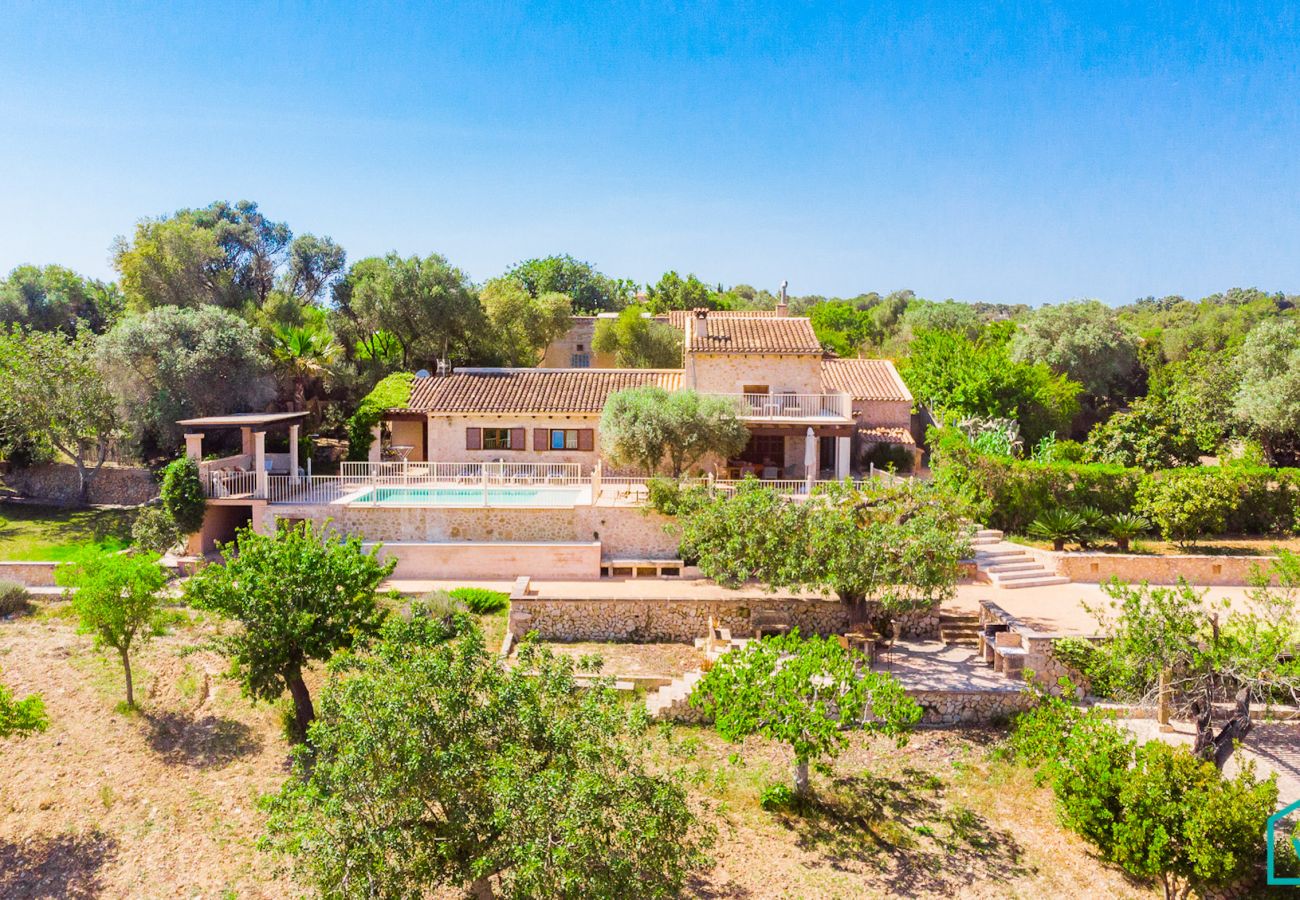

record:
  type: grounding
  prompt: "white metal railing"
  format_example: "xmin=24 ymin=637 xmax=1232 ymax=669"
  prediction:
xmin=338 ymin=460 xmax=585 ymax=484
xmin=201 ymin=468 xmax=259 ymax=498
xmin=707 ymin=392 xmax=851 ymax=420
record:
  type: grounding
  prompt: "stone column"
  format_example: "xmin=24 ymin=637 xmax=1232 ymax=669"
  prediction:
xmin=254 ymin=430 xmax=267 ymax=498
xmin=368 ymin=425 xmax=382 ymax=463
xmin=288 ymin=423 xmax=300 ymax=483
xmin=803 ymin=427 xmax=816 ymax=493
xmin=240 ymin=426 xmax=254 ymax=457
xmin=184 ymin=433 xmax=204 ymax=462
xmin=835 ymin=435 xmax=850 ymax=479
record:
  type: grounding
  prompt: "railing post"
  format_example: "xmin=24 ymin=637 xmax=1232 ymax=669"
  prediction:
xmin=591 ymin=461 xmax=602 ymax=506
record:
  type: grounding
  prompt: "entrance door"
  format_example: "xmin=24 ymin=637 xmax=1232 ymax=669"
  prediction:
xmin=818 ymin=435 xmax=836 ymax=476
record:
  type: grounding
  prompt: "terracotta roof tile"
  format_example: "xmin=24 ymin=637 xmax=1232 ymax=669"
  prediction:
xmin=857 ymin=425 xmax=916 ymax=446
xmin=405 ymin=369 xmax=682 ymax=414
xmin=665 ymin=309 xmax=776 ymax=331
xmin=822 ymin=358 xmax=913 ymax=402
xmin=687 ymin=316 xmax=822 ymax=354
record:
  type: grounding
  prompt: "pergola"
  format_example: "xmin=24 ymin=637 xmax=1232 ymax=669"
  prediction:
xmin=177 ymin=412 xmax=310 ymax=497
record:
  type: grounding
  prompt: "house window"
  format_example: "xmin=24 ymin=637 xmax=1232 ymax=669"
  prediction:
xmin=483 ymin=428 xmax=513 ymax=450
xmin=550 ymin=429 xmax=579 ymax=450
xmin=739 ymin=434 xmax=785 ymax=466
xmin=571 ymin=352 xmax=591 ymax=368
xmin=742 ymin=384 xmax=770 ymax=395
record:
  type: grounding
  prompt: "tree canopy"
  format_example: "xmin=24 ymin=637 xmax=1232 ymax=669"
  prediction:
xmin=592 ymin=306 xmax=682 ymax=368
xmin=0 ymin=326 xmax=122 ymax=500
xmin=97 ymin=305 xmax=273 ymax=455
xmin=504 ymin=254 xmax=631 ymax=314
xmin=599 ymin=386 xmax=748 ymax=476
xmin=1231 ymin=318 xmax=1300 ymax=464
xmin=693 ymin=630 xmax=920 ymax=797
xmin=183 ymin=520 xmax=393 ymax=740
xmin=1009 ymin=300 xmax=1139 ymax=406
xmin=478 ymin=278 xmax=572 ymax=366
xmin=262 ymin=622 xmax=713 ymax=899
xmin=0 ymin=264 xmax=124 ymax=335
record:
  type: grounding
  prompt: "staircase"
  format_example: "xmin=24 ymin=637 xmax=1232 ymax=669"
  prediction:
xmin=971 ymin=527 xmax=1069 ymax=589
xmin=939 ymin=611 xmax=980 ymax=647
xmin=645 ymin=670 xmax=704 ymax=720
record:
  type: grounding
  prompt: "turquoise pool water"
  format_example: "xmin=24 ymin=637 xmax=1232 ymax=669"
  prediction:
xmin=353 ymin=486 xmax=583 ymax=506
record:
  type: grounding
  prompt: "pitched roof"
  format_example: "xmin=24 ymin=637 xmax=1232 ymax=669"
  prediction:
xmin=404 ymin=369 xmax=682 ymax=414
xmin=664 ymin=309 xmax=775 ymax=331
xmin=857 ymin=425 xmax=916 ymax=446
xmin=821 ymin=358 xmax=913 ymax=403
xmin=687 ymin=316 xmax=823 ymax=354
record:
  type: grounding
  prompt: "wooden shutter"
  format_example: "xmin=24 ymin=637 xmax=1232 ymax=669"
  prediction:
xmin=534 ymin=428 xmax=548 ymax=451
xmin=577 ymin=428 xmax=594 ymax=451
xmin=510 ymin=427 xmax=525 ymax=450
xmin=465 ymin=427 xmax=482 ymax=450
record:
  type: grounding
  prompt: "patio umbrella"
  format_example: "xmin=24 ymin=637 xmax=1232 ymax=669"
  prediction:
xmin=804 ymin=427 xmax=816 ymax=492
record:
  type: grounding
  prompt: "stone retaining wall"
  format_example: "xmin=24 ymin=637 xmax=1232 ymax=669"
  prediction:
xmin=655 ymin=685 xmax=1032 ymax=726
xmin=508 ymin=595 xmax=940 ymax=643
xmin=0 ymin=561 xmax=60 ymax=587
xmin=274 ymin=502 xmax=681 ymax=569
xmin=978 ymin=599 xmax=1093 ymax=695
xmin=1015 ymin=544 xmax=1280 ymax=586
xmin=2 ymin=463 xmax=158 ymax=506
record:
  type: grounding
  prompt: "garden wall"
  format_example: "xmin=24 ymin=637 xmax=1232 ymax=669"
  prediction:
xmin=1014 ymin=545 xmax=1279 ymax=586
xmin=270 ymin=503 xmax=682 ymax=561
xmin=1 ymin=462 xmax=158 ymax=506
xmin=0 ymin=561 xmax=60 ymax=587
xmin=365 ymin=541 xmax=602 ymax=580
xmin=507 ymin=595 xmax=940 ymax=642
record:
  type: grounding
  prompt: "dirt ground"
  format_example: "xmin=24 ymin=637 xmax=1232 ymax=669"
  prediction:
xmin=0 ymin=600 xmax=1161 ymax=899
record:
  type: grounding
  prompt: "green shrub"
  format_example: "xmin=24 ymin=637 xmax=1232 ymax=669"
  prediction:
xmin=1051 ymin=637 xmax=1137 ymax=699
xmin=161 ymin=457 xmax=207 ymax=535
xmin=448 ymin=586 xmax=509 ymax=615
xmin=0 ymin=580 xmax=31 ymax=617
xmin=346 ymin=372 xmax=415 ymax=461
xmin=1134 ymin=468 xmax=1238 ymax=548
xmin=131 ymin=504 xmax=182 ymax=554
xmin=1000 ymin=682 xmax=1083 ymax=771
xmin=1051 ymin=715 xmax=1135 ymax=849
xmin=758 ymin=782 xmax=797 ymax=812
xmin=862 ymin=441 xmax=915 ymax=473
xmin=1104 ymin=513 xmax=1149 ymax=553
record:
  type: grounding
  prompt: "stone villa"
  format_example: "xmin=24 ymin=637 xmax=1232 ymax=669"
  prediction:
xmin=181 ymin=307 xmax=919 ymax=579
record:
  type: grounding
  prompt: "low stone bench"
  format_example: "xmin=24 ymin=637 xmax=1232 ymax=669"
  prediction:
xmin=992 ymin=631 xmax=1028 ymax=679
xmin=600 ymin=559 xmax=684 ymax=579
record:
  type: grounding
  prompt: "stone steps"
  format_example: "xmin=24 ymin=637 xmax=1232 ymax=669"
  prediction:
xmin=939 ymin=612 xmax=980 ymax=647
xmin=645 ymin=670 xmax=704 ymax=719
xmin=971 ymin=524 xmax=1070 ymax=590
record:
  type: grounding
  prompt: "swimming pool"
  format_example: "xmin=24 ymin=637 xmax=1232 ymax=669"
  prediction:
xmin=351 ymin=485 xmax=585 ymax=507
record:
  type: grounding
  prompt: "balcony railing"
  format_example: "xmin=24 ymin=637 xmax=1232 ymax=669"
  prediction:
xmin=708 ymin=392 xmax=851 ymax=421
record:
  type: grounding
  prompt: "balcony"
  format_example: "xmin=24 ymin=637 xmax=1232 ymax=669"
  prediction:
xmin=708 ymin=392 xmax=852 ymax=423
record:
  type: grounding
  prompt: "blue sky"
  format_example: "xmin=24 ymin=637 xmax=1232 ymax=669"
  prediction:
xmin=2 ymin=1 xmax=1298 ymax=305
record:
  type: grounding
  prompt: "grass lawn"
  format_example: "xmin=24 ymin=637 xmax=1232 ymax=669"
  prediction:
xmin=0 ymin=502 xmax=137 ymax=561
xmin=1010 ymin=533 xmax=1300 ymax=556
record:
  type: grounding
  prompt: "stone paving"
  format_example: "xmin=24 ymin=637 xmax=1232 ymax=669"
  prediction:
xmin=871 ymin=639 xmax=1023 ymax=693
xmin=1117 ymin=718 xmax=1300 ymax=810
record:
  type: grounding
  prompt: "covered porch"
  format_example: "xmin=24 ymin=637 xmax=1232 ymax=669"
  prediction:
xmin=177 ymin=411 xmax=310 ymax=500
xmin=725 ymin=423 xmax=854 ymax=481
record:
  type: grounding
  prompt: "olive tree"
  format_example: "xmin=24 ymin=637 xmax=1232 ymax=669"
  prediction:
xmin=679 ymin=480 xmax=970 ymax=635
xmin=0 ymin=326 xmax=121 ymax=502
xmin=262 ymin=623 xmax=713 ymax=899
xmin=183 ymin=521 xmax=393 ymax=741
xmin=692 ymin=631 xmax=920 ymax=797
xmin=57 ymin=550 xmax=168 ymax=708
xmin=600 ymin=386 xmax=748 ymax=476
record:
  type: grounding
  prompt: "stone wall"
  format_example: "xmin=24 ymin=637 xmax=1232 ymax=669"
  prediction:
xmin=1015 ymin=544 xmax=1281 ymax=586
xmin=424 ymin=412 xmax=604 ymax=466
xmin=273 ymin=502 xmax=681 ymax=563
xmin=2 ymin=463 xmax=158 ymax=506
xmin=687 ymin=351 xmax=823 ymax=395
xmin=367 ymin=541 xmax=602 ymax=580
xmin=0 ymin=561 xmax=60 ymax=587
xmin=978 ymin=599 xmax=1094 ymax=697
xmin=508 ymin=596 xmax=939 ymax=642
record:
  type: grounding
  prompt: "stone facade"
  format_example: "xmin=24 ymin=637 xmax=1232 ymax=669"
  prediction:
xmin=367 ymin=541 xmax=601 ymax=580
xmin=422 ymin=412 xmax=604 ymax=466
xmin=2 ymin=463 xmax=158 ymax=506
xmin=507 ymin=596 xmax=940 ymax=643
xmin=1016 ymin=544 xmax=1281 ymax=586
xmin=686 ymin=352 xmax=823 ymax=395
xmin=540 ymin=317 xmax=619 ymax=369
xmin=0 ymin=561 xmax=61 ymax=587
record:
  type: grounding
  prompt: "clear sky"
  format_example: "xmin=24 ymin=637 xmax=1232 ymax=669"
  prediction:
xmin=2 ymin=1 xmax=1298 ymax=305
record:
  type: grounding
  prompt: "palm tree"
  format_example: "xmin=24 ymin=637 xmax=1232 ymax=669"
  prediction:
xmin=1106 ymin=513 xmax=1150 ymax=553
xmin=270 ymin=322 xmax=337 ymax=411
xmin=1028 ymin=509 xmax=1087 ymax=552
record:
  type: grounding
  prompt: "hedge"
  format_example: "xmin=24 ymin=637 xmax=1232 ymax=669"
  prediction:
xmin=346 ymin=372 xmax=415 ymax=462
xmin=931 ymin=430 xmax=1300 ymax=538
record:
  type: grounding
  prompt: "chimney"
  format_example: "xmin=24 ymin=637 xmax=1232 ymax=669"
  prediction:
xmin=776 ymin=279 xmax=789 ymax=317
xmin=693 ymin=307 xmax=708 ymax=339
